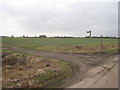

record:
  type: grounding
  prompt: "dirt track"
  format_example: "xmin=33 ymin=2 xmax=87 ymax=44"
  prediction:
xmin=3 ymin=47 xmax=118 ymax=88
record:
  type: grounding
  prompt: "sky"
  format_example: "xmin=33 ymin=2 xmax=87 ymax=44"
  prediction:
xmin=0 ymin=0 xmax=119 ymax=37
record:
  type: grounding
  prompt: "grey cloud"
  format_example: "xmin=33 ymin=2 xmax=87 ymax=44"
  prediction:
xmin=0 ymin=0 xmax=118 ymax=37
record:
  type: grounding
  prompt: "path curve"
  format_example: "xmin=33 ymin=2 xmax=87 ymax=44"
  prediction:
xmin=3 ymin=47 xmax=118 ymax=88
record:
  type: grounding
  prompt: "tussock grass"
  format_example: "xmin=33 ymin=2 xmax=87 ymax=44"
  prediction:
xmin=2 ymin=50 xmax=75 ymax=88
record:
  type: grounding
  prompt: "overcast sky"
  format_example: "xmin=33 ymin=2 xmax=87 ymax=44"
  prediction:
xmin=0 ymin=0 xmax=118 ymax=37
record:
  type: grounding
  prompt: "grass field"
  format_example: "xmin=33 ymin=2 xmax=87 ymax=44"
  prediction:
xmin=2 ymin=37 xmax=119 ymax=53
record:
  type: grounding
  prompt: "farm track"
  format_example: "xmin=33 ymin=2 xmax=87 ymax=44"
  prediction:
xmin=3 ymin=47 xmax=118 ymax=88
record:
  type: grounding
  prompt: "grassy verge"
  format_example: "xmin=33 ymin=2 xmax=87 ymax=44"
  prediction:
xmin=2 ymin=49 xmax=76 ymax=88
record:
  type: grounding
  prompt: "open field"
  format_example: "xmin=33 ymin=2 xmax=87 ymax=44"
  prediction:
xmin=2 ymin=37 xmax=119 ymax=88
xmin=1 ymin=0 xmax=118 ymax=88
xmin=2 ymin=38 xmax=119 ymax=53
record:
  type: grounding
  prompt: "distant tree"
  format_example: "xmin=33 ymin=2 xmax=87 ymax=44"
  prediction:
xmin=35 ymin=36 xmax=37 ymax=38
xmin=39 ymin=35 xmax=47 ymax=38
xmin=11 ymin=35 xmax=14 ymax=38
xmin=22 ymin=35 xmax=25 ymax=38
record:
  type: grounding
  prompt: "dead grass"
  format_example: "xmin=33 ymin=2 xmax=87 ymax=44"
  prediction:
xmin=2 ymin=51 xmax=75 ymax=88
xmin=36 ymin=43 xmax=118 ymax=54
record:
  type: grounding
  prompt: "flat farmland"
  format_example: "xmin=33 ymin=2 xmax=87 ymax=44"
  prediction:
xmin=2 ymin=38 xmax=118 ymax=53
xmin=2 ymin=37 xmax=119 ymax=88
xmin=2 ymin=38 xmax=119 ymax=53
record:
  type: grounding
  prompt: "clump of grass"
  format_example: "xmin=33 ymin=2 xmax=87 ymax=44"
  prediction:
xmin=33 ymin=59 xmax=76 ymax=88
xmin=2 ymin=50 xmax=75 ymax=88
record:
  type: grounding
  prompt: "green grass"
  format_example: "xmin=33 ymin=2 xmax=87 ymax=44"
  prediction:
xmin=2 ymin=37 xmax=119 ymax=53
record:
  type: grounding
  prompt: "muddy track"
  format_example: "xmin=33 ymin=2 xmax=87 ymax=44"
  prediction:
xmin=3 ymin=47 xmax=118 ymax=88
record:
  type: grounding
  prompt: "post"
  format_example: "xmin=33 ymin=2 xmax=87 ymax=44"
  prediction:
xmin=101 ymin=35 xmax=103 ymax=52
xmin=87 ymin=30 xmax=92 ymax=49
xmin=89 ymin=30 xmax=91 ymax=38
xmin=87 ymin=30 xmax=91 ymax=38
xmin=90 ymin=30 xmax=91 ymax=49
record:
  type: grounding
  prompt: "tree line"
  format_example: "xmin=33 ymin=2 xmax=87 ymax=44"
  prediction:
xmin=1 ymin=35 xmax=119 ymax=39
xmin=1 ymin=35 xmax=47 ymax=38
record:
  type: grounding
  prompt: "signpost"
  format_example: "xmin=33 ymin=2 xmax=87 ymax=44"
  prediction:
xmin=87 ymin=30 xmax=92 ymax=48
xmin=87 ymin=30 xmax=91 ymax=38
xmin=86 ymin=30 xmax=103 ymax=53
